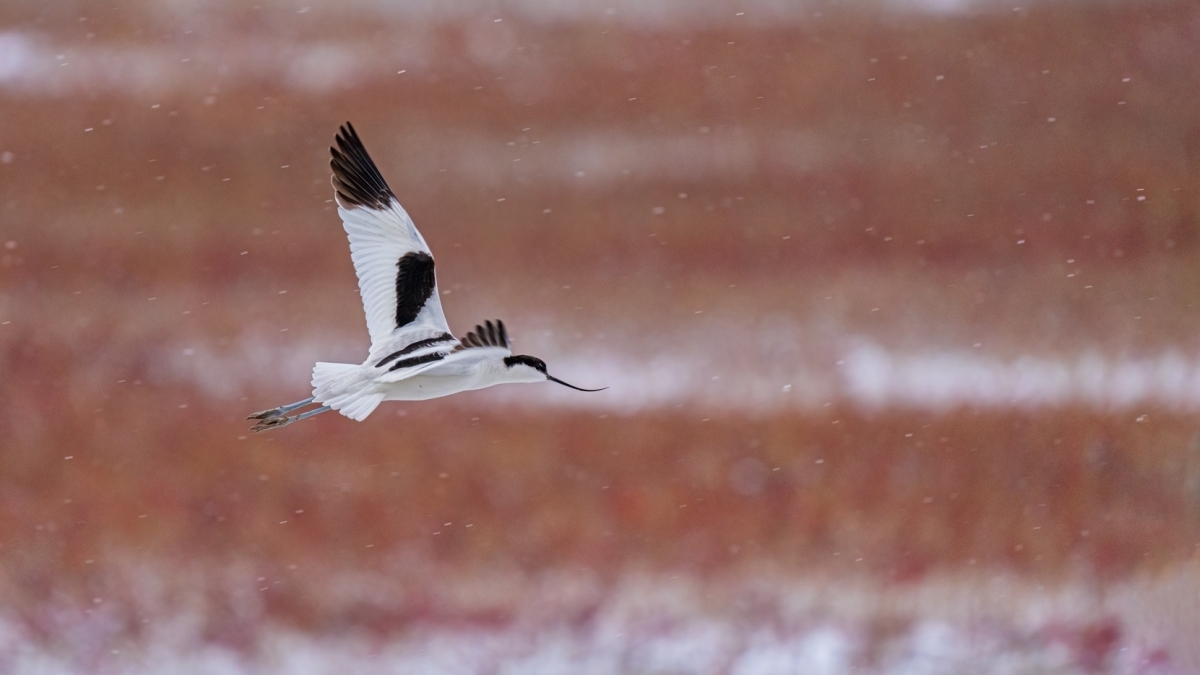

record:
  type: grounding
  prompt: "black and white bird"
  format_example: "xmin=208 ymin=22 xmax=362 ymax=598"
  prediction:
xmin=247 ymin=123 xmax=604 ymax=432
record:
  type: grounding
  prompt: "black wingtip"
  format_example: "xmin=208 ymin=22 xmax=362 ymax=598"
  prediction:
xmin=330 ymin=122 xmax=395 ymax=210
xmin=453 ymin=319 xmax=512 ymax=352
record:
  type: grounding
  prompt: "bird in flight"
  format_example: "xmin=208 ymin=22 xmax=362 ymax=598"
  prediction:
xmin=247 ymin=123 xmax=604 ymax=432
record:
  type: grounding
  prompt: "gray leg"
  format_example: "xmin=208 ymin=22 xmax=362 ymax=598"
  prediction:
xmin=246 ymin=396 xmax=315 ymax=420
xmin=249 ymin=405 xmax=331 ymax=433
xmin=293 ymin=405 xmax=331 ymax=422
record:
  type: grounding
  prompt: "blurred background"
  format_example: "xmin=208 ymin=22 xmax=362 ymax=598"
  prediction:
xmin=2 ymin=0 xmax=1200 ymax=672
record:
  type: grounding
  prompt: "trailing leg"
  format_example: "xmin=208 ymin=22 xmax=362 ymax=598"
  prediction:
xmin=246 ymin=396 xmax=315 ymax=421
xmin=249 ymin=405 xmax=331 ymax=433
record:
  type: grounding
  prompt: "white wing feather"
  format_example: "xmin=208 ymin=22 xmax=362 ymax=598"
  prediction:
xmin=329 ymin=123 xmax=453 ymax=356
xmin=338 ymin=201 xmax=451 ymax=350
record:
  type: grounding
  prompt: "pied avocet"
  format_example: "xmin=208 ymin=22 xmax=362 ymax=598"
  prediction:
xmin=247 ymin=123 xmax=604 ymax=432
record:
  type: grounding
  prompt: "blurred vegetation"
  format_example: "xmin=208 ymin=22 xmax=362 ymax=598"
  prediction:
xmin=1 ymin=0 xmax=1200 ymax=653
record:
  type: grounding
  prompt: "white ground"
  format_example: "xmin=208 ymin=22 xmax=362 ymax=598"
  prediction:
xmin=1 ymin=565 xmax=1193 ymax=674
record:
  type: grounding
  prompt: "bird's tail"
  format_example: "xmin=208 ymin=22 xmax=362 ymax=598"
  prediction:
xmin=311 ymin=362 xmax=384 ymax=421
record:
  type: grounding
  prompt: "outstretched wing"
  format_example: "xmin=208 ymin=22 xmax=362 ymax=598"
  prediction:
xmin=453 ymin=319 xmax=510 ymax=353
xmin=379 ymin=320 xmax=512 ymax=383
xmin=330 ymin=122 xmax=451 ymax=349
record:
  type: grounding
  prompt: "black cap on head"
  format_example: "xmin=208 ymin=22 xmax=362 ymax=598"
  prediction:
xmin=504 ymin=355 xmax=547 ymax=373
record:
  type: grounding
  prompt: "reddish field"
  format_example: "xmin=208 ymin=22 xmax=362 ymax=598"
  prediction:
xmin=2 ymin=1 xmax=1200 ymax=671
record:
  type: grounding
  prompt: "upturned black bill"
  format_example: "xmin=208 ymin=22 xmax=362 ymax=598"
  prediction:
xmin=547 ymin=375 xmax=607 ymax=392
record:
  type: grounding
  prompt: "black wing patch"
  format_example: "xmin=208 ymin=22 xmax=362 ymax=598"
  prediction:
xmin=395 ymin=251 xmax=437 ymax=328
xmin=330 ymin=122 xmax=395 ymax=210
xmin=387 ymin=351 xmax=445 ymax=372
xmin=375 ymin=332 xmax=455 ymax=368
xmin=454 ymin=320 xmax=509 ymax=351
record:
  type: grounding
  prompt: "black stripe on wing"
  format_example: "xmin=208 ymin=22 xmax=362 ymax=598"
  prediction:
xmin=330 ymin=122 xmax=395 ymax=210
xmin=453 ymin=320 xmax=509 ymax=351
xmin=396 ymin=251 xmax=437 ymax=328
xmin=387 ymin=351 xmax=446 ymax=372
xmin=375 ymin=332 xmax=455 ymax=368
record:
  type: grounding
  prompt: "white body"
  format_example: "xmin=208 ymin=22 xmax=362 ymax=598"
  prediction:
xmin=312 ymin=345 xmax=542 ymax=421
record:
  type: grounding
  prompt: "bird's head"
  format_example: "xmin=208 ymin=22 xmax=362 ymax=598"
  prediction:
xmin=502 ymin=355 xmax=607 ymax=391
